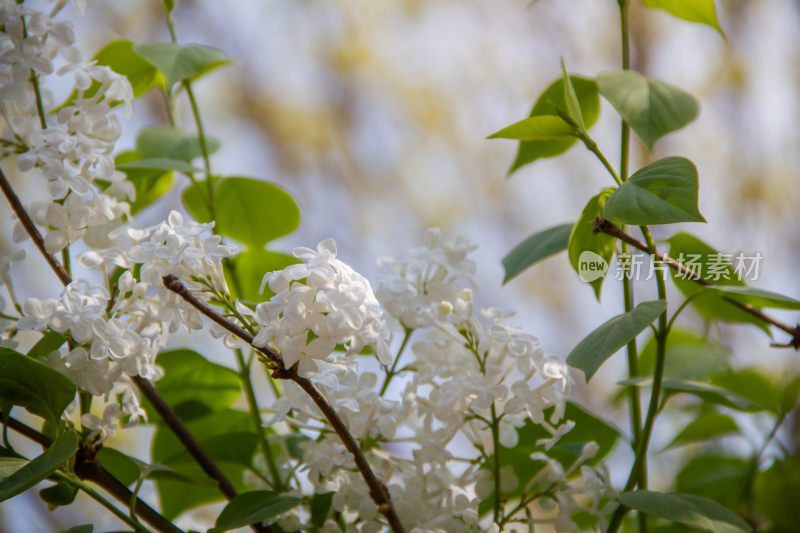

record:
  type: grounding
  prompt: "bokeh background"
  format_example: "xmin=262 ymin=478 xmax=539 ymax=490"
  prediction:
xmin=2 ymin=0 xmax=800 ymax=530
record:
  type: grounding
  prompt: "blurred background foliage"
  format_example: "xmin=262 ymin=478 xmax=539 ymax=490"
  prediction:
xmin=2 ymin=0 xmax=800 ymax=530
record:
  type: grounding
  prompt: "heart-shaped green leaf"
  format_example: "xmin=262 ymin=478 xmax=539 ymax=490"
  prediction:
xmin=604 ymin=157 xmax=705 ymax=224
xmin=597 ymin=71 xmax=698 ymax=151
xmin=214 ymin=177 xmax=301 ymax=248
xmin=133 ymin=42 xmax=230 ymax=90
xmin=666 ymin=233 xmax=770 ymax=333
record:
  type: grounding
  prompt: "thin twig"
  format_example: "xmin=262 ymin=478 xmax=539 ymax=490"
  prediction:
xmin=162 ymin=274 xmax=406 ymax=533
xmin=593 ymin=217 xmax=800 ymax=346
xmin=0 ymin=412 xmax=183 ymax=533
xmin=0 ymin=166 xmax=71 ymax=286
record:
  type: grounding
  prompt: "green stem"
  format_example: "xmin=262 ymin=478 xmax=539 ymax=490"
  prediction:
xmin=31 ymin=73 xmax=48 ymax=130
xmin=129 ymin=477 xmax=147 ymax=532
xmin=235 ymin=347 xmax=284 ymax=491
xmin=183 ymin=80 xmax=215 ymax=218
xmin=617 ymin=2 xmax=646 ymax=531
xmin=742 ymin=413 xmax=786 ymax=512
xmin=379 ymin=328 xmax=412 ymax=396
xmin=21 ymin=16 xmax=47 ymax=131
xmin=491 ymin=403 xmax=502 ymax=526
xmin=579 ymin=133 xmax=623 ymax=186
xmin=54 ymin=471 xmax=150 ymax=532
xmin=165 ymin=10 xmax=215 ymax=219
xmin=607 ymin=227 xmax=668 ymax=533
xmin=61 ymin=247 xmax=71 ymax=278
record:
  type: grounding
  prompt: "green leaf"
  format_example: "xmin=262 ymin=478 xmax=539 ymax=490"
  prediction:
xmin=58 ymin=526 xmax=93 ymax=533
xmin=619 ymin=491 xmax=751 ymax=533
xmin=597 ymin=70 xmax=699 ymax=151
xmin=662 ymin=411 xmax=738 ymax=450
xmin=641 ymin=0 xmax=724 ymax=35
xmin=310 ymin=492 xmax=334 ymax=528
xmin=210 ymin=491 xmax=301 ymax=533
xmin=603 ymin=157 xmax=705 ymax=225
xmin=509 ymin=76 xmax=600 ymax=173
xmin=561 ymin=60 xmax=585 ymax=131
xmin=151 ymin=409 xmax=254 ymax=464
xmin=149 ymin=349 xmax=241 ymax=421
xmin=0 ymin=458 xmax=27 ymax=479
xmin=620 ymin=377 xmax=755 ymax=411
xmin=113 ymin=151 xmax=174 ymax=216
xmin=94 ymin=40 xmax=159 ymax=97
xmin=488 ymin=115 xmax=576 ymax=141
xmin=0 ymin=348 xmax=76 ymax=428
xmin=152 ymin=409 xmax=255 ymax=519
xmin=701 ymin=286 xmax=800 ymax=310
xmin=162 ymin=0 xmax=176 ymax=13
xmin=182 ymin=180 xmax=212 ymax=223
xmin=27 ymin=331 xmax=66 ymax=360
xmin=666 ymin=233 xmax=770 ymax=333
xmin=97 ymin=448 xmax=142 ymax=487
xmin=226 ymin=249 xmax=299 ymax=302
xmin=568 ymin=188 xmax=616 ymax=300
xmin=116 ymin=157 xmax=200 ymax=174
xmin=780 ymin=375 xmax=800 ymax=416
xmin=39 ymin=479 xmax=78 ymax=507
xmin=132 ymin=42 xmax=230 ymax=90
xmin=755 ymin=456 xmax=800 ymax=530
xmin=567 ymin=300 xmax=666 ymax=382
xmin=0 ymin=431 xmax=78 ymax=502
xmin=711 ymin=369 xmax=780 ymax=414
xmin=676 ymin=455 xmax=749 ymax=509
xmin=638 ymin=328 xmax=730 ymax=380
xmin=135 ymin=126 xmax=220 ymax=163
xmin=215 ymin=177 xmax=301 ymax=247
xmin=502 ymin=223 xmax=572 ymax=284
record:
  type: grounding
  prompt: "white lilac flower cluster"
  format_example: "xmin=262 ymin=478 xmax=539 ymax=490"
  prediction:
xmin=260 ymin=231 xmax=615 ymax=532
xmin=252 ymin=238 xmax=392 ymax=377
xmin=1 ymin=0 xmax=133 ymax=255
xmin=0 ymin=3 xmax=234 ymax=441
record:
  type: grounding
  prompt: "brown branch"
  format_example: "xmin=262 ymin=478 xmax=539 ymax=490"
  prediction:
xmin=0 ymin=168 xmax=270 ymax=532
xmin=0 ymin=166 xmax=71 ymax=286
xmin=162 ymin=274 xmax=406 ymax=533
xmin=132 ymin=377 xmax=272 ymax=533
xmin=593 ymin=217 xmax=800 ymax=347
xmin=0 ymin=412 xmax=184 ymax=533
